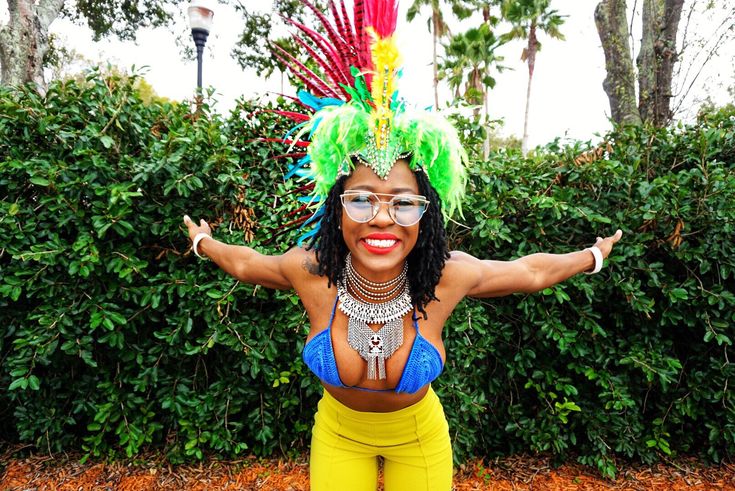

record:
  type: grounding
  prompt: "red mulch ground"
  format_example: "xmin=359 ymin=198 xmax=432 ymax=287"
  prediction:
xmin=1 ymin=448 xmax=734 ymax=490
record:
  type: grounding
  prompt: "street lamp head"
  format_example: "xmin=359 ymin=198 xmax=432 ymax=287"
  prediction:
xmin=188 ymin=0 xmax=214 ymax=92
xmin=187 ymin=0 xmax=214 ymax=34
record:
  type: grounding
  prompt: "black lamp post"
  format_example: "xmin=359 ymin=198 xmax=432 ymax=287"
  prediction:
xmin=187 ymin=1 xmax=214 ymax=93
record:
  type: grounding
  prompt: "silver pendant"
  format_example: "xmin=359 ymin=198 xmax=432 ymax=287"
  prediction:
xmin=338 ymin=284 xmax=411 ymax=381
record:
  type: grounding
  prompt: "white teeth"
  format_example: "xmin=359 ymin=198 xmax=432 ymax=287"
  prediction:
xmin=364 ymin=239 xmax=397 ymax=248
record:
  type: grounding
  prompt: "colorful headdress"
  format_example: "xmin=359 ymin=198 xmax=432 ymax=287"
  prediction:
xmin=272 ymin=0 xmax=467 ymax=240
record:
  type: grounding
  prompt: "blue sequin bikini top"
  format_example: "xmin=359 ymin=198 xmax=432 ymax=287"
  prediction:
xmin=302 ymin=295 xmax=444 ymax=394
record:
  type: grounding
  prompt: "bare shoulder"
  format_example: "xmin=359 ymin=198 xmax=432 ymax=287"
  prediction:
xmin=281 ymin=246 xmax=335 ymax=314
xmin=438 ymin=251 xmax=484 ymax=294
xmin=445 ymin=250 xmax=483 ymax=274
xmin=281 ymin=246 xmax=320 ymax=279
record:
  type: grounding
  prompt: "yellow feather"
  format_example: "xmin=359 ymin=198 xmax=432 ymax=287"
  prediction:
xmin=367 ymin=28 xmax=401 ymax=149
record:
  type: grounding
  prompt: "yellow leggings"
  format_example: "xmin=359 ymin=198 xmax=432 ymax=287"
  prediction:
xmin=309 ymin=387 xmax=452 ymax=491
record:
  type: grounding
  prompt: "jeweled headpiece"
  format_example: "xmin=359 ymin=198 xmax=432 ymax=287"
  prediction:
xmin=272 ymin=0 xmax=467 ymax=241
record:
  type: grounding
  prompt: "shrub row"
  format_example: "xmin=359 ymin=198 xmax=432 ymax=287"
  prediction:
xmin=1 ymin=72 xmax=733 ymax=476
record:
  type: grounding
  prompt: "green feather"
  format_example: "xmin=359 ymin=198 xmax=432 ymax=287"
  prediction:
xmin=304 ymin=102 xmax=467 ymax=218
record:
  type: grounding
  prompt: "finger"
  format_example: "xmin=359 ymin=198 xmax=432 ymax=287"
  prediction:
xmin=200 ymin=219 xmax=207 ymax=227
xmin=183 ymin=214 xmax=191 ymax=225
xmin=612 ymin=229 xmax=623 ymax=242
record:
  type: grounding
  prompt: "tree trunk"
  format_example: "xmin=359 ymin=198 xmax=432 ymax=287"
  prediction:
xmin=431 ymin=10 xmax=440 ymax=109
xmin=522 ymin=19 xmax=538 ymax=156
xmin=0 ymin=0 xmax=65 ymax=89
xmin=637 ymin=0 xmax=661 ymax=123
xmin=637 ymin=0 xmax=683 ymax=125
xmin=594 ymin=0 xmax=642 ymax=125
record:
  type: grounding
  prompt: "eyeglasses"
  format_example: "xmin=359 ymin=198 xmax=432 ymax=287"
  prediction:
xmin=340 ymin=191 xmax=430 ymax=227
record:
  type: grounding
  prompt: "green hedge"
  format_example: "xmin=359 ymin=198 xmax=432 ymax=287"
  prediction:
xmin=1 ymin=71 xmax=733 ymax=477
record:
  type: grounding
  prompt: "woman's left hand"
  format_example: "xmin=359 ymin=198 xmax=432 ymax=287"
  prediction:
xmin=593 ymin=229 xmax=623 ymax=259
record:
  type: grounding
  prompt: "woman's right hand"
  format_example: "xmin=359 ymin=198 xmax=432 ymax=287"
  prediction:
xmin=183 ymin=215 xmax=212 ymax=242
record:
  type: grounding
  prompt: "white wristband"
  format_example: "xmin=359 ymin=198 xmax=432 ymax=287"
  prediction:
xmin=584 ymin=246 xmax=603 ymax=274
xmin=192 ymin=233 xmax=211 ymax=259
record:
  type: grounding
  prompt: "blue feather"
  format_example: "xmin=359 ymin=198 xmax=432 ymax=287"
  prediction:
xmin=283 ymin=121 xmax=308 ymax=141
xmin=296 ymin=205 xmax=326 ymax=246
xmin=298 ymin=90 xmax=344 ymax=110
xmin=285 ymin=155 xmax=312 ymax=180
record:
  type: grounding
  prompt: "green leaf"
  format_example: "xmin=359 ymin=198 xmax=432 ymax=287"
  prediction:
xmin=9 ymin=378 xmax=27 ymax=390
xmin=27 ymin=375 xmax=40 ymax=390
xmin=107 ymin=312 xmax=127 ymax=325
xmin=30 ymin=177 xmax=50 ymax=186
xmin=100 ymin=135 xmax=114 ymax=148
xmin=102 ymin=317 xmax=115 ymax=331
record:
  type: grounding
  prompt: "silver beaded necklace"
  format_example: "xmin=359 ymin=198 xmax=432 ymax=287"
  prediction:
xmin=337 ymin=254 xmax=412 ymax=380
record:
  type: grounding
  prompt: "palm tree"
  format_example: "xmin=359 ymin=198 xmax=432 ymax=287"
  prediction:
xmin=501 ymin=0 xmax=565 ymax=155
xmin=439 ymin=22 xmax=504 ymax=119
xmin=440 ymin=22 xmax=505 ymax=158
xmin=407 ymin=0 xmax=474 ymax=109
xmin=407 ymin=0 xmax=451 ymax=109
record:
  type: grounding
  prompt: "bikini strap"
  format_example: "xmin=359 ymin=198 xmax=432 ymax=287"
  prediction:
xmin=327 ymin=294 xmax=339 ymax=327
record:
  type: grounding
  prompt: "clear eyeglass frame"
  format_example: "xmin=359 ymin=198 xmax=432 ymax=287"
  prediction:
xmin=339 ymin=191 xmax=430 ymax=227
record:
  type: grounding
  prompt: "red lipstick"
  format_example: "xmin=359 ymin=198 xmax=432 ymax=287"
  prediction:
xmin=360 ymin=233 xmax=400 ymax=255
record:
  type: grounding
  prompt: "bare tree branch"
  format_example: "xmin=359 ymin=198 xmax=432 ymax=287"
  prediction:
xmin=673 ymin=26 xmax=734 ymax=116
xmin=37 ymin=0 xmax=66 ymax=30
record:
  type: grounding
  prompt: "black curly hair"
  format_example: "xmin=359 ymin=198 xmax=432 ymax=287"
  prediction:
xmin=307 ymin=166 xmax=450 ymax=319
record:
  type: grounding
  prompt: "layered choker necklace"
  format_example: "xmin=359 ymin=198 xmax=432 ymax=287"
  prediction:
xmin=336 ymin=253 xmax=412 ymax=380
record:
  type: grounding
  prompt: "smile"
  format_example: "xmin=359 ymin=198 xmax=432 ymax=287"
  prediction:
xmin=360 ymin=235 xmax=401 ymax=254
xmin=364 ymin=238 xmax=397 ymax=248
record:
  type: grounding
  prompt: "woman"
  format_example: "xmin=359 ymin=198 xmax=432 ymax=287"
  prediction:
xmin=183 ymin=2 xmax=620 ymax=488
xmin=183 ymin=158 xmax=622 ymax=490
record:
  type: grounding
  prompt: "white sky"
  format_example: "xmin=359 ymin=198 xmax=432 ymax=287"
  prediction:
xmin=4 ymin=1 xmax=731 ymax=149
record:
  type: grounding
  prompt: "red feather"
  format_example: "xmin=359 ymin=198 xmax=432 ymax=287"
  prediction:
xmin=339 ymin=0 xmax=357 ymax=49
xmin=282 ymin=182 xmax=317 ymax=197
xmin=284 ymin=18 xmax=342 ymax=65
xmin=276 ymin=94 xmax=314 ymax=112
xmin=271 ymin=51 xmax=323 ymax=96
xmin=258 ymin=138 xmax=311 ymax=148
xmin=365 ymin=0 xmax=399 ymax=38
xmin=283 ymin=17 xmax=352 ymax=85
xmin=283 ymin=203 xmax=310 ymax=218
xmin=271 ymin=44 xmax=340 ymax=98
xmin=352 ymin=0 xmax=372 ymax=88
xmin=329 ymin=0 xmax=353 ymax=54
xmin=292 ymin=36 xmax=351 ymax=97
xmin=300 ymin=0 xmax=356 ymax=71
xmin=250 ymin=109 xmax=311 ymax=121
xmin=329 ymin=1 xmax=347 ymax=41
xmin=327 ymin=1 xmax=359 ymax=80
xmin=354 ymin=0 xmax=367 ymax=60
xmin=270 ymin=152 xmax=307 ymax=160
xmin=269 ymin=110 xmax=311 ymax=122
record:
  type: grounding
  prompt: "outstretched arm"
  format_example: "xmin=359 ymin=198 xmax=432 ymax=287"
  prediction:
xmin=183 ymin=215 xmax=301 ymax=290
xmin=455 ymin=230 xmax=623 ymax=298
